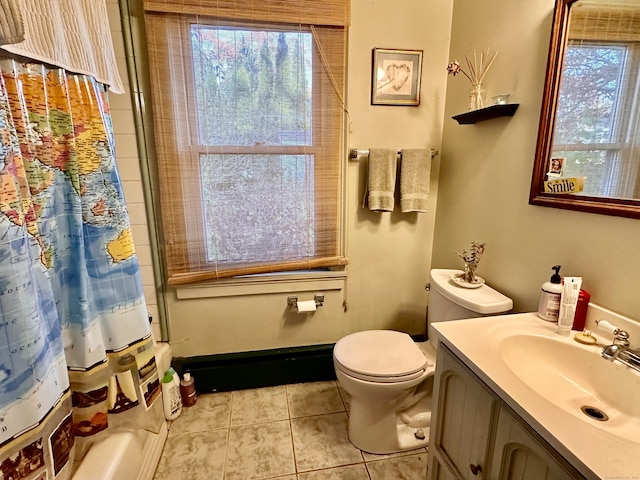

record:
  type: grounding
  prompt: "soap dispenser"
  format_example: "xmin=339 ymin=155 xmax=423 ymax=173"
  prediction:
xmin=537 ymin=265 xmax=562 ymax=322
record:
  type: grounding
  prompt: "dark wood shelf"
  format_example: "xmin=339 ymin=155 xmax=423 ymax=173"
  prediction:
xmin=452 ymin=103 xmax=519 ymax=124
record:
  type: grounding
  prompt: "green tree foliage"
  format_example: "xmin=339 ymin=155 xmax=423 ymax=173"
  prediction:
xmin=191 ymin=27 xmax=315 ymax=263
xmin=553 ymin=43 xmax=628 ymax=196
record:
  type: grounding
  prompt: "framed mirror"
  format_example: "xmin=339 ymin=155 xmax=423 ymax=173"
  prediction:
xmin=530 ymin=0 xmax=640 ymax=218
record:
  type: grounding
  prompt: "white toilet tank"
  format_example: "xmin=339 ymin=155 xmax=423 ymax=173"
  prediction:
xmin=427 ymin=269 xmax=513 ymax=339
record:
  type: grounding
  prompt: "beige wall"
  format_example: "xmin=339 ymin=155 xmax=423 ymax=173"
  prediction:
xmin=108 ymin=0 xmax=454 ymax=357
xmin=433 ymin=0 xmax=640 ymax=320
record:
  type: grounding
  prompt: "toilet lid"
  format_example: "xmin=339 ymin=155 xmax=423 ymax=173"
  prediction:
xmin=333 ymin=330 xmax=428 ymax=381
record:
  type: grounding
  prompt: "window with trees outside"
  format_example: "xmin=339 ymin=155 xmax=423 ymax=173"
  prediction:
xmin=552 ymin=41 xmax=640 ymax=197
xmin=143 ymin=0 xmax=349 ymax=285
xmin=552 ymin=3 xmax=640 ymax=199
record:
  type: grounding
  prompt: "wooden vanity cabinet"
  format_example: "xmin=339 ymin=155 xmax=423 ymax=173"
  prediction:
xmin=427 ymin=345 xmax=584 ymax=480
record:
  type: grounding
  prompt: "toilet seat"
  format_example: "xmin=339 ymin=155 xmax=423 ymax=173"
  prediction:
xmin=334 ymin=330 xmax=434 ymax=383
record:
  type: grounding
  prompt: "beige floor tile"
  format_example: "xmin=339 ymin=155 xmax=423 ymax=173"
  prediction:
xmin=297 ymin=463 xmax=369 ymax=479
xmin=361 ymin=446 xmax=428 ymax=462
xmin=287 ymin=381 xmax=345 ymax=418
xmin=225 ymin=420 xmax=296 ymax=480
xmin=153 ymin=430 xmax=227 ymax=480
xmin=168 ymin=391 xmax=231 ymax=436
xmin=230 ymin=385 xmax=289 ymax=426
xmin=366 ymin=452 xmax=428 ymax=480
xmin=291 ymin=412 xmax=363 ymax=472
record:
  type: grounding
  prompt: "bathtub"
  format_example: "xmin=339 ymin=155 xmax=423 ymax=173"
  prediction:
xmin=72 ymin=342 xmax=171 ymax=480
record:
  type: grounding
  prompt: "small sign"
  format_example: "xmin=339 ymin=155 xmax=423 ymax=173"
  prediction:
xmin=543 ymin=177 xmax=586 ymax=194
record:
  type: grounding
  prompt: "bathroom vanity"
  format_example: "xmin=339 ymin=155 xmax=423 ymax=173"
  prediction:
xmin=427 ymin=308 xmax=640 ymax=480
xmin=428 ymin=344 xmax=583 ymax=479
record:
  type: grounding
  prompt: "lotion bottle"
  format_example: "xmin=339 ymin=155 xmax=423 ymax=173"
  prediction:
xmin=537 ymin=265 xmax=562 ymax=322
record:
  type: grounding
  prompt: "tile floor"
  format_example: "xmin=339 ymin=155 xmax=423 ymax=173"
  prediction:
xmin=153 ymin=380 xmax=428 ymax=480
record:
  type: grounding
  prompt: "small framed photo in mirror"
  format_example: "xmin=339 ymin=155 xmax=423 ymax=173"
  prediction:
xmin=547 ymin=157 xmax=564 ymax=178
xmin=371 ymin=48 xmax=423 ymax=106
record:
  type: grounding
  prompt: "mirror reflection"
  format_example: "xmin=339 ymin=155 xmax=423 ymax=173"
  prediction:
xmin=531 ymin=0 xmax=640 ymax=217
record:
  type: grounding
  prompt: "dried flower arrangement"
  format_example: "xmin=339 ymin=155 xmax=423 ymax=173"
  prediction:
xmin=447 ymin=48 xmax=498 ymax=110
xmin=455 ymin=241 xmax=485 ymax=284
xmin=446 ymin=48 xmax=498 ymax=85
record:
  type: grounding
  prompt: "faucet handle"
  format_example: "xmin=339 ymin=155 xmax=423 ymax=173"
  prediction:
xmin=596 ymin=320 xmax=630 ymax=347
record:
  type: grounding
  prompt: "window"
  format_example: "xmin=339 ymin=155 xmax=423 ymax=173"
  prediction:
xmin=552 ymin=41 xmax=640 ymax=197
xmin=552 ymin=4 xmax=640 ymax=198
xmin=143 ymin=0 xmax=349 ymax=284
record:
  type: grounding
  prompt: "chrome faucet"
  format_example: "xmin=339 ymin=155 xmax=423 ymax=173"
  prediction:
xmin=597 ymin=320 xmax=640 ymax=373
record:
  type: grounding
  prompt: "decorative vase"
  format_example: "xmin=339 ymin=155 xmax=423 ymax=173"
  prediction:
xmin=468 ymin=83 xmax=486 ymax=111
xmin=463 ymin=263 xmax=477 ymax=283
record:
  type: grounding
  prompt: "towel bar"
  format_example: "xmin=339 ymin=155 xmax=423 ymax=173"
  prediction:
xmin=348 ymin=148 xmax=438 ymax=160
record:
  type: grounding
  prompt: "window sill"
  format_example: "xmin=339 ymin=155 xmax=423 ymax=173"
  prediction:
xmin=174 ymin=270 xmax=347 ymax=299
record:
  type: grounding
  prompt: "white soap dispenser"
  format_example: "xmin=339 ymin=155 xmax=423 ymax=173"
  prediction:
xmin=537 ymin=265 xmax=562 ymax=322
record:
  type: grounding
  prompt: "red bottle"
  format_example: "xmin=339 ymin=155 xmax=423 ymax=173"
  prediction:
xmin=180 ymin=372 xmax=197 ymax=407
xmin=572 ymin=289 xmax=590 ymax=331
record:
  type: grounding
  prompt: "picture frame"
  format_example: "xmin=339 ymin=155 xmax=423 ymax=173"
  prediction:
xmin=371 ymin=48 xmax=423 ymax=106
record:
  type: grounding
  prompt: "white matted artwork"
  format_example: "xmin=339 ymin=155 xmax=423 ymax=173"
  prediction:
xmin=371 ymin=48 xmax=423 ymax=106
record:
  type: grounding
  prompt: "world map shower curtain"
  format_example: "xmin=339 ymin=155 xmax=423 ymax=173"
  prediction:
xmin=0 ymin=58 xmax=163 ymax=480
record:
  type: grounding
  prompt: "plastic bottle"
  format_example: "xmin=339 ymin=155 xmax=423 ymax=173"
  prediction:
xmin=161 ymin=370 xmax=182 ymax=420
xmin=557 ymin=276 xmax=582 ymax=336
xmin=537 ymin=265 xmax=562 ymax=322
xmin=572 ymin=289 xmax=591 ymax=331
xmin=167 ymin=367 xmax=180 ymax=389
xmin=180 ymin=372 xmax=197 ymax=407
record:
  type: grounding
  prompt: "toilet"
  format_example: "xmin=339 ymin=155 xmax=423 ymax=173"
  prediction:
xmin=333 ymin=268 xmax=513 ymax=454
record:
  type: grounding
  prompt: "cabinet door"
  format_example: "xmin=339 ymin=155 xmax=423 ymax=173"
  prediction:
xmin=491 ymin=406 xmax=584 ymax=480
xmin=429 ymin=345 xmax=499 ymax=480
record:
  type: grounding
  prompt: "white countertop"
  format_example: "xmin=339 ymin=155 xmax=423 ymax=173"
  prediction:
xmin=433 ymin=311 xmax=640 ymax=480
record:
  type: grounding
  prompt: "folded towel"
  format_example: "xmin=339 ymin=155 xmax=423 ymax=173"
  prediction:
xmin=400 ymin=148 xmax=431 ymax=213
xmin=0 ymin=0 xmax=24 ymax=45
xmin=366 ymin=148 xmax=397 ymax=212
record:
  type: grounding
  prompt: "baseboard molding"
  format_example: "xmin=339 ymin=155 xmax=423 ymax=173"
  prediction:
xmin=172 ymin=334 xmax=427 ymax=393
xmin=172 ymin=344 xmax=337 ymax=393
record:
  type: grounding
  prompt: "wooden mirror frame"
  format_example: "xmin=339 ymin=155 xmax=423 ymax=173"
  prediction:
xmin=529 ymin=0 xmax=640 ymax=219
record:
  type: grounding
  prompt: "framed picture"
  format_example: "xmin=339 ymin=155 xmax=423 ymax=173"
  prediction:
xmin=371 ymin=48 xmax=423 ymax=106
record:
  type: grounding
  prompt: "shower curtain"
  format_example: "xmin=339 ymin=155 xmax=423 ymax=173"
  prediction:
xmin=0 ymin=58 xmax=163 ymax=480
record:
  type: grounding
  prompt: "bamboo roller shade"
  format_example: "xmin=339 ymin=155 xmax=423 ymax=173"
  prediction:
xmin=143 ymin=0 xmax=351 ymax=27
xmin=570 ymin=3 xmax=640 ymax=41
xmin=144 ymin=6 xmax=348 ymax=284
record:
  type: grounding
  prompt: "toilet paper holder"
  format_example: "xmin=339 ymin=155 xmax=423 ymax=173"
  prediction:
xmin=288 ymin=294 xmax=324 ymax=311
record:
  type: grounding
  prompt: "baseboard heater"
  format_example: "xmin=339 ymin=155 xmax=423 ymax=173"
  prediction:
xmin=172 ymin=343 xmax=337 ymax=393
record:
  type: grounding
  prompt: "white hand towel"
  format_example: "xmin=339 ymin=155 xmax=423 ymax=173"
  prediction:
xmin=400 ymin=148 xmax=430 ymax=213
xmin=366 ymin=148 xmax=397 ymax=212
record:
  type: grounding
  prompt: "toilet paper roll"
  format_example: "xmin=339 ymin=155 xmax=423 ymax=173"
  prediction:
xmin=297 ymin=300 xmax=317 ymax=313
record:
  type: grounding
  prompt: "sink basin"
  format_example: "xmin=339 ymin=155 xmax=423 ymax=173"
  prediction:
xmin=434 ymin=309 xmax=640 ymax=479
xmin=500 ymin=334 xmax=640 ymax=440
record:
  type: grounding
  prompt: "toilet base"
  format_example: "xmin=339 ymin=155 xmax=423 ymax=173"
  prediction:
xmin=348 ymin=409 xmax=430 ymax=454
xmin=393 ymin=423 xmax=430 ymax=452
xmin=344 ymin=376 xmax=433 ymax=454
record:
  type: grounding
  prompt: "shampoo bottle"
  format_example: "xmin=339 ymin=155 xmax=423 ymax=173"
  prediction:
xmin=537 ymin=265 xmax=562 ymax=322
xmin=167 ymin=367 xmax=181 ymax=390
xmin=161 ymin=370 xmax=182 ymax=420
xmin=180 ymin=372 xmax=197 ymax=407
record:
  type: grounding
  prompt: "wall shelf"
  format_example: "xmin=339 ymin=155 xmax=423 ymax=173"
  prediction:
xmin=452 ymin=103 xmax=519 ymax=124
